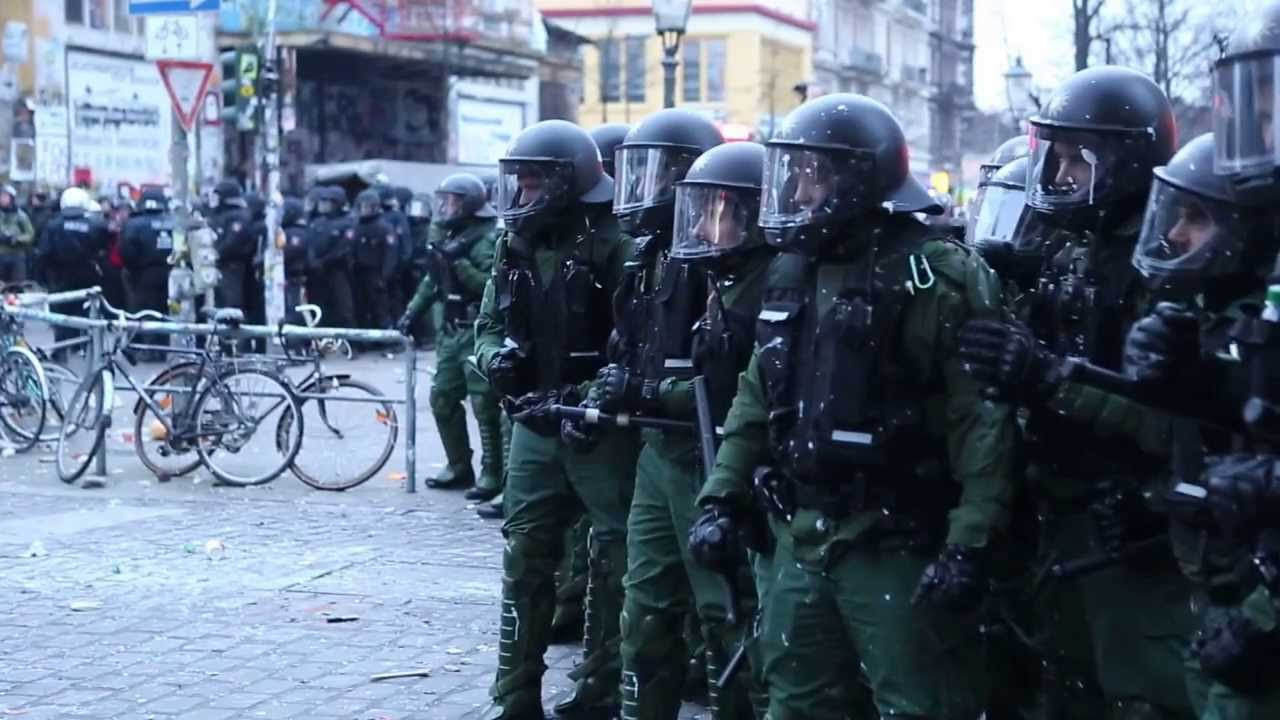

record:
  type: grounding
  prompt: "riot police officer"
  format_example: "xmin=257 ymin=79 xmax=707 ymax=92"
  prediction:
xmin=119 ymin=188 xmax=175 ymax=355
xmin=208 ymin=179 xmax=255 ymax=314
xmin=351 ymin=189 xmax=397 ymax=337
xmin=37 ymin=187 xmax=110 ymax=351
xmin=589 ymin=123 xmax=630 ymax=178
xmin=393 ymin=186 xmax=417 ymax=317
xmin=559 ymin=109 xmax=728 ymax=720
xmin=691 ymin=94 xmax=1017 ymax=720
xmin=474 ymin=120 xmax=640 ymax=720
xmin=280 ymin=196 xmax=310 ymax=327
xmin=0 ymin=184 xmax=34 ymax=284
xmin=1119 ymin=4 xmax=1280 ymax=712
xmin=306 ymin=186 xmax=355 ymax=329
xmin=396 ymin=174 xmax=503 ymax=498
xmin=957 ymin=66 xmax=1196 ymax=719
xmin=402 ymin=193 xmax=435 ymax=347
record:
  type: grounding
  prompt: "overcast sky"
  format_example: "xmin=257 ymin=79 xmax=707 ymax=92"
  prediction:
xmin=972 ymin=0 xmax=1264 ymax=113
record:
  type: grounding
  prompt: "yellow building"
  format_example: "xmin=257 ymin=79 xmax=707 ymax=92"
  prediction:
xmin=537 ymin=0 xmax=813 ymax=136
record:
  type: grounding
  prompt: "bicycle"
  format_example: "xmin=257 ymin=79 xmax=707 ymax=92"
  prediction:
xmin=271 ymin=304 xmax=398 ymax=491
xmin=0 ymin=284 xmax=49 ymax=452
xmin=57 ymin=301 xmax=305 ymax=486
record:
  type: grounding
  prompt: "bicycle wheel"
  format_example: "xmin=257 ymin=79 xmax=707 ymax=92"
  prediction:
xmin=283 ymin=377 xmax=398 ymax=491
xmin=0 ymin=346 xmax=47 ymax=452
xmin=133 ymin=362 xmax=206 ymax=480
xmin=40 ymin=362 xmax=80 ymax=442
xmin=56 ymin=368 xmax=109 ymax=484
xmin=194 ymin=367 xmax=303 ymax=486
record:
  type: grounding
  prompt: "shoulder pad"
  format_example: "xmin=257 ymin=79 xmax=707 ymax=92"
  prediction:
xmin=919 ymin=236 xmax=1004 ymax=310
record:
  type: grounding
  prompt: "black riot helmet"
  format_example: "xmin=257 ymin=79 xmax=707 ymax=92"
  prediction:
xmin=304 ymin=186 xmax=325 ymax=217
xmin=1133 ymin=132 xmax=1279 ymax=299
xmin=375 ymin=183 xmax=399 ymax=212
xmin=245 ymin=191 xmax=266 ymax=221
xmin=355 ymin=188 xmax=382 ymax=219
xmin=980 ymin=135 xmax=1031 ymax=187
xmin=1212 ymin=0 xmax=1280 ymax=201
xmin=760 ymin=93 xmax=941 ymax=254
xmin=671 ymin=141 xmax=767 ymax=266
xmin=326 ymin=186 xmax=349 ymax=214
xmin=970 ymin=157 xmax=1053 ymax=288
xmin=614 ymin=110 xmax=723 ymax=238
xmin=138 ymin=187 xmax=168 ymax=214
xmin=590 ymin=123 xmax=631 ymax=178
xmin=497 ymin=120 xmax=614 ymax=236
xmin=1026 ymin=65 xmax=1177 ymax=234
xmin=435 ymin=173 xmax=498 ymax=228
xmin=394 ymin=186 xmax=413 ymax=212
xmin=212 ymin=179 xmax=245 ymax=208
xmin=281 ymin=197 xmax=305 ymax=227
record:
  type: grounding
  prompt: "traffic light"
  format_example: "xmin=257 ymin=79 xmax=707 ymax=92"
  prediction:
xmin=219 ymin=46 xmax=260 ymax=132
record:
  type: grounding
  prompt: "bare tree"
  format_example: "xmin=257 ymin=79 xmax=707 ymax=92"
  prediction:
xmin=1107 ymin=0 xmax=1227 ymax=100
xmin=1073 ymin=0 xmax=1108 ymax=70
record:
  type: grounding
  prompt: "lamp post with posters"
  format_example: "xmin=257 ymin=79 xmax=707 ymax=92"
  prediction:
xmin=653 ymin=0 xmax=694 ymax=109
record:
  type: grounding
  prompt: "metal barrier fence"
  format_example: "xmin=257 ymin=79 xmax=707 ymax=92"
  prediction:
xmin=2 ymin=287 xmax=422 ymax=493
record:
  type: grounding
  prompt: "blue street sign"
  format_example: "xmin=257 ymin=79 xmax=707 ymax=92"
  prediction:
xmin=129 ymin=0 xmax=219 ymax=15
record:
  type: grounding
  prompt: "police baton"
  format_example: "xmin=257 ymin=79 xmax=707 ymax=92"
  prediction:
xmin=1046 ymin=535 xmax=1169 ymax=580
xmin=1057 ymin=356 xmax=1241 ymax=431
xmin=547 ymin=404 xmax=695 ymax=432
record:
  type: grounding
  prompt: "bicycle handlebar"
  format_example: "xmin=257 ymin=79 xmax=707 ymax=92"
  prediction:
xmin=95 ymin=295 xmax=166 ymax=323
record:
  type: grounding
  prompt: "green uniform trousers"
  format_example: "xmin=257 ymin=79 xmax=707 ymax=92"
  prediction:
xmin=428 ymin=325 xmax=504 ymax=491
xmin=760 ymin=539 xmax=987 ymax=720
xmin=490 ymin=420 xmax=640 ymax=715
xmin=619 ymin=443 xmax=761 ymax=720
xmin=1033 ymin=512 xmax=1195 ymax=719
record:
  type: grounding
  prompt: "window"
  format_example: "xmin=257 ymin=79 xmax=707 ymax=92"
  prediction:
xmin=600 ymin=37 xmax=621 ymax=103
xmin=89 ymin=0 xmax=108 ymax=29
xmin=114 ymin=0 xmax=133 ymax=33
xmin=66 ymin=0 xmax=84 ymax=24
xmin=625 ymin=36 xmax=645 ymax=102
xmin=682 ymin=39 xmax=701 ymax=103
xmin=706 ymin=38 xmax=725 ymax=102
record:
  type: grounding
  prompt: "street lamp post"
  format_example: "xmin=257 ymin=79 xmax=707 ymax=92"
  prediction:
xmin=1003 ymin=55 xmax=1034 ymax=135
xmin=653 ymin=0 xmax=694 ymax=109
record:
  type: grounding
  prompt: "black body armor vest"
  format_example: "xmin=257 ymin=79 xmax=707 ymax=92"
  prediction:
xmin=613 ymin=240 xmax=707 ymax=383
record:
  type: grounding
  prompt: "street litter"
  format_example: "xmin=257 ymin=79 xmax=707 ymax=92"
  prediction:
xmin=24 ymin=540 xmax=46 ymax=557
xmin=69 ymin=600 xmax=102 ymax=611
xmin=370 ymin=668 xmax=432 ymax=682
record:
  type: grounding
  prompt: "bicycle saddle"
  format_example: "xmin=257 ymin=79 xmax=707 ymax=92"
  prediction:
xmin=212 ymin=308 xmax=245 ymax=326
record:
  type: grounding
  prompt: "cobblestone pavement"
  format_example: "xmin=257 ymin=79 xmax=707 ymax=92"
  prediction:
xmin=0 ymin=345 xmax=707 ymax=719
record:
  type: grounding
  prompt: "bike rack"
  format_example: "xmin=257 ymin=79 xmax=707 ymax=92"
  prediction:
xmin=2 ymin=287 xmax=422 ymax=493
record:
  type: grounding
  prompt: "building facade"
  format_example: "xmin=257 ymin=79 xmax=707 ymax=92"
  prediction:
xmin=537 ymin=0 xmax=814 ymax=138
xmin=928 ymin=0 xmax=975 ymax=194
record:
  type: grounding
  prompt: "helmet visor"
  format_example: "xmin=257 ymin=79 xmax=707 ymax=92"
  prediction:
xmin=497 ymin=159 xmax=575 ymax=220
xmin=672 ymin=184 xmax=758 ymax=260
xmin=1026 ymin=125 xmax=1143 ymax=210
xmin=1212 ymin=53 xmax=1280 ymax=176
xmin=1132 ymin=179 xmax=1251 ymax=285
xmin=356 ymin=198 xmax=380 ymax=217
xmin=760 ymin=146 xmax=877 ymax=229
xmin=435 ymin=191 xmax=467 ymax=222
xmin=613 ymin=147 xmax=700 ymax=213
xmin=407 ymin=198 xmax=429 ymax=218
xmin=971 ymin=185 xmax=1028 ymax=248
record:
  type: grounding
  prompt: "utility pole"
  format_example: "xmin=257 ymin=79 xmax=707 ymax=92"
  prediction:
xmin=259 ymin=0 xmax=285 ymax=335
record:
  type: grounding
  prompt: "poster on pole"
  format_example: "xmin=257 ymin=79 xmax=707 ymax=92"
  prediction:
xmin=66 ymin=50 xmax=172 ymax=189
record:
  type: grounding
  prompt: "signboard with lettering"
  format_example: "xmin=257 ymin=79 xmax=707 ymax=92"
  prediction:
xmin=66 ymin=50 xmax=172 ymax=188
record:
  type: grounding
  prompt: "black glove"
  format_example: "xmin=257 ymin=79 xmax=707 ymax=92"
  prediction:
xmin=688 ymin=501 xmax=742 ymax=574
xmin=395 ymin=313 xmax=413 ymax=336
xmin=595 ymin=363 xmax=657 ymax=414
xmin=508 ymin=389 xmax=563 ymax=437
xmin=1203 ymin=454 xmax=1280 ymax=540
xmin=911 ymin=544 xmax=986 ymax=613
xmin=486 ymin=346 xmax=527 ymax=398
xmin=1193 ymin=608 xmax=1280 ymax=693
xmin=440 ymin=238 xmax=469 ymax=262
xmin=1088 ymin=481 xmax=1166 ymax=555
xmin=957 ymin=319 xmax=1062 ymax=403
xmin=1123 ymin=302 xmax=1201 ymax=384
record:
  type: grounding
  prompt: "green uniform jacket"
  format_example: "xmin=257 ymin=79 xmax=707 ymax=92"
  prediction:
xmin=474 ymin=211 xmax=635 ymax=390
xmin=698 ymin=236 xmax=1019 ymax=554
xmin=646 ymin=257 xmax=772 ymax=463
xmin=403 ymin=217 xmax=498 ymax=333
xmin=0 ymin=208 xmax=35 ymax=256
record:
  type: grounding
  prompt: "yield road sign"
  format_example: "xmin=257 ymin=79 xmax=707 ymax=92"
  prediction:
xmin=157 ymin=59 xmax=213 ymax=132
xmin=129 ymin=0 xmax=219 ymax=15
